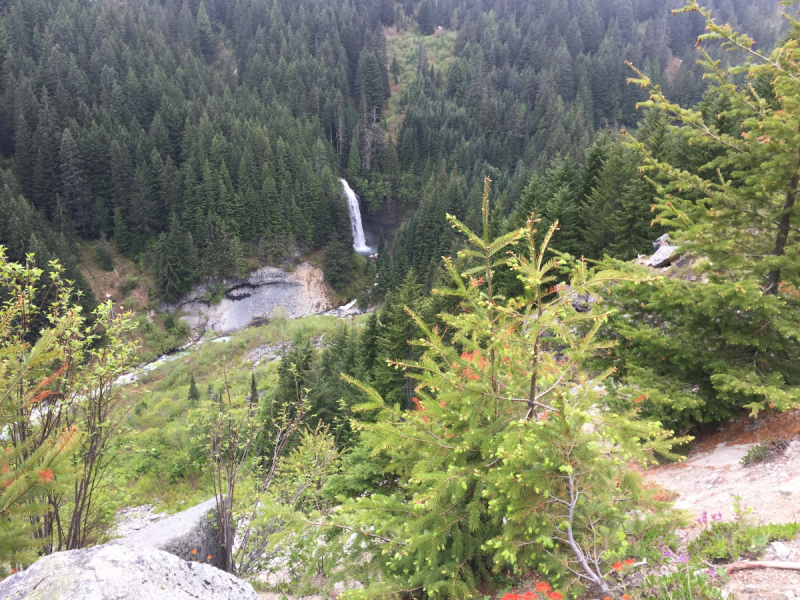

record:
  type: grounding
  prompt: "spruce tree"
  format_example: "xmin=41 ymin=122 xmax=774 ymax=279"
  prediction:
xmin=277 ymin=180 xmax=673 ymax=599
xmin=599 ymin=4 xmax=800 ymax=429
xmin=197 ymin=1 xmax=215 ymax=62
xmin=249 ymin=373 xmax=258 ymax=404
xmin=346 ymin=134 xmax=361 ymax=182
xmin=372 ymin=269 xmax=424 ymax=410
xmin=323 ymin=231 xmax=354 ymax=291
xmin=59 ymin=129 xmax=92 ymax=237
xmin=95 ymin=232 xmax=114 ymax=271
xmin=188 ymin=374 xmax=200 ymax=404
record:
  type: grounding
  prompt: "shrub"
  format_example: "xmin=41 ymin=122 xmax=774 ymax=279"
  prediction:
xmin=118 ymin=275 xmax=139 ymax=297
xmin=688 ymin=520 xmax=800 ymax=563
xmin=740 ymin=439 xmax=789 ymax=467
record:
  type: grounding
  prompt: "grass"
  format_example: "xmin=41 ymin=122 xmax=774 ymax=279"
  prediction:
xmin=107 ymin=313 xmax=363 ymax=513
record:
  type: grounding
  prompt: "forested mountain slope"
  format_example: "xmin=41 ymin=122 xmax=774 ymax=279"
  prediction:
xmin=0 ymin=0 xmax=787 ymax=303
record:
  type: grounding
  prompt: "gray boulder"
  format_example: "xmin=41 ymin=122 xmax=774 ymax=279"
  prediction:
xmin=0 ymin=541 xmax=257 ymax=600
xmin=652 ymin=233 xmax=671 ymax=251
xmin=119 ymin=496 xmax=224 ymax=568
xmin=645 ymin=244 xmax=677 ymax=268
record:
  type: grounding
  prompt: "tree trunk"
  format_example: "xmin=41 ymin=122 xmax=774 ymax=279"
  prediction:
xmin=766 ymin=171 xmax=799 ymax=294
xmin=406 ymin=321 xmax=414 ymax=411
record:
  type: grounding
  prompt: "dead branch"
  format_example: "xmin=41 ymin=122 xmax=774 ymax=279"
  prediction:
xmin=727 ymin=561 xmax=800 ymax=574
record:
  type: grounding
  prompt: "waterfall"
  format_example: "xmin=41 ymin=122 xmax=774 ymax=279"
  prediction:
xmin=339 ymin=179 xmax=371 ymax=253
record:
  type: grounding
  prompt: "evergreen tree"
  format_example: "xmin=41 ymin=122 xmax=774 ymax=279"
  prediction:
xmin=197 ymin=1 xmax=215 ymax=62
xmin=418 ymin=0 xmax=436 ymax=35
xmin=59 ymin=129 xmax=92 ymax=236
xmin=94 ymin=232 xmax=114 ymax=271
xmin=346 ymin=134 xmax=361 ymax=182
xmin=599 ymin=6 xmax=800 ymax=429
xmin=113 ymin=207 xmax=132 ymax=258
xmin=323 ymin=231 xmax=354 ymax=290
xmin=189 ymin=374 xmax=200 ymax=404
xmin=372 ymin=270 xmax=424 ymax=410
xmin=249 ymin=373 xmax=258 ymax=404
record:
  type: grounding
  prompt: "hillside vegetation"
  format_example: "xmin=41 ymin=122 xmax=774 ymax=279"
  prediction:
xmin=1 ymin=0 xmax=799 ymax=599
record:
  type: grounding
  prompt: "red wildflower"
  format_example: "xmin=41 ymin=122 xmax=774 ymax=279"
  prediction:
xmin=37 ymin=468 xmax=54 ymax=483
xmin=412 ymin=397 xmax=421 ymax=410
xmin=207 ymin=555 xmax=212 ymax=560
xmin=536 ymin=582 xmax=552 ymax=593
xmin=624 ymin=558 xmax=635 ymax=565
xmin=611 ymin=561 xmax=624 ymax=571
xmin=463 ymin=367 xmax=480 ymax=380
xmin=191 ymin=549 xmax=197 ymax=555
xmin=440 ymin=401 xmax=446 ymax=408
xmin=549 ymin=593 xmax=562 ymax=600
xmin=622 ymin=596 xmax=631 ymax=600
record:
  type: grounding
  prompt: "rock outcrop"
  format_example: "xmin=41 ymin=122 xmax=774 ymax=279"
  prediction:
xmin=118 ymin=496 xmax=224 ymax=568
xmin=0 ymin=541 xmax=258 ymax=600
xmin=637 ymin=234 xmax=682 ymax=268
xmin=162 ymin=262 xmax=331 ymax=335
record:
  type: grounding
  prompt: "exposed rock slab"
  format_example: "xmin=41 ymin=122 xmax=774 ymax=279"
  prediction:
xmin=645 ymin=244 xmax=678 ymax=267
xmin=162 ymin=263 xmax=331 ymax=335
xmin=118 ymin=496 xmax=223 ymax=568
xmin=113 ymin=504 xmax=168 ymax=537
xmin=0 ymin=541 xmax=257 ymax=600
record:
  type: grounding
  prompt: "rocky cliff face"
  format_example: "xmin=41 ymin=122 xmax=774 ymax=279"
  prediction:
xmin=162 ymin=262 xmax=331 ymax=335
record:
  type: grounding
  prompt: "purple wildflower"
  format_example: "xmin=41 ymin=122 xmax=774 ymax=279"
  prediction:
xmin=696 ymin=511 xmax=707 ymax=525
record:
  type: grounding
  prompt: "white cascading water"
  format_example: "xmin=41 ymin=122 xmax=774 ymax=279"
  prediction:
xmin=339 ymin=178 xmax=371 ymax=253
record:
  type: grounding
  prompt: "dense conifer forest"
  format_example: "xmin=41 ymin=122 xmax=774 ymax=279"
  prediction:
xmin=0 ymin=0 xmax=786 ymax=302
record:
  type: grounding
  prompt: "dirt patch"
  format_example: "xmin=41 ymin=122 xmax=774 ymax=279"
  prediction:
xmin=645 ymin=411 xmax=800 ymax=525
xmin=641 ymin=411 xmax=800 ymax=597
xmin=79 ymin=242 xmax=155 ymax=314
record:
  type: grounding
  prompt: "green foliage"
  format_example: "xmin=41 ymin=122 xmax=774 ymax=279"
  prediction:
xmin=688 ymin=520 xmax=800 ymax=563
xmin=597 ymin=3 xmax=800 ymax=430
xmin=739 ymin=439 xmax=789 ymax=466
xmin=94 ymin=233 xmax=115 ymax=272
xmin=118 ymin=276 xmax=139 ymax=298
xmin=136 ymin=313 xmax=190 ymax=361
xmin=273 ymin=180 xmax=677 ymax=599
xmin=3 ymin=0 xmax=775 ymax=299
xmin=188 ymin=374 xmax=200 ymax=405
xmin=323 ymin=232 xmax=355 ymax=291
xmin=0 ymin=247 xmax=137 ymax=566
xmin=638 ymin=569 xmax=727 ymax=600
